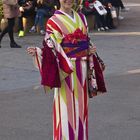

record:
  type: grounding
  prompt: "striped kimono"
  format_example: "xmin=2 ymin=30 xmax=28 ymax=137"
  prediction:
xmin=45 ymin=10 xmax=90 ymax=140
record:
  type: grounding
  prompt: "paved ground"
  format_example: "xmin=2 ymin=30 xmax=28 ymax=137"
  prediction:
xmin=0 ymin=1 xmax=140 ymax=140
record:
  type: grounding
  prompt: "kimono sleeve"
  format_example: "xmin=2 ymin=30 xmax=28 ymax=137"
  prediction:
xmin=46 ymin=19 xmax=73 ymax=74
xmin=40 ymin=19 xmax=73 ymax=89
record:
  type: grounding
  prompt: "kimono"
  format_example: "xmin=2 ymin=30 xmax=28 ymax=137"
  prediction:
xmin=35 ymin=9 xmax=106 ymax=140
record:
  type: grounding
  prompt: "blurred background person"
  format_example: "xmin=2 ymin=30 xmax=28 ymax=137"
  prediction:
xmin=18 ymin=0 xmax=36 ymax=37
xmin=83 ymin=0 xmax=109 ymax=31
xmin=29 ymin=0 xmax=54 ymax=35
xmin=109 ymin=0 xmax=129 ymax=20
xmin=0 ymin=0 xmax=21 ymax=48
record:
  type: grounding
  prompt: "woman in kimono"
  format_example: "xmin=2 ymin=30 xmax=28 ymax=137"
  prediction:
xmin=27 ymin=0 xmax=106 ymax=139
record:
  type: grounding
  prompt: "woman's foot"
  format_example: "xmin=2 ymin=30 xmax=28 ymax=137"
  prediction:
xmin=40 ymin=30 xmax=46 ymax=35
xmin=118 ymin=15 xmax=124 ymax=20
xmin=29 ymin=26 xmax=36 ymax=33
xmin=100 ymin=27 xmax=105 ymax=31
xmin=104 ymin=26 xmax=109 ymax=31
xmin=121 ymin=7 xmax=130 ymax=12
xmin=18 ymin=30 xmax=25 ymax=37
xmin=10 ymin=42 xmax=21 ymax=48
xmin=98 ymin=27 xmax=105 ymax=31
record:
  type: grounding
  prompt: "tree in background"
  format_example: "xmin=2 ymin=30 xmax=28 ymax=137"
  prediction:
xmin=0 ymin=0 xmax=3 ymax=18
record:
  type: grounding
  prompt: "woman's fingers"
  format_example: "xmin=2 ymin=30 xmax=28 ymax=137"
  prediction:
xmin=89 ymin=47 xmax=96 ymax=54
xmin=27 ymin=47 xmax=36 ymax=56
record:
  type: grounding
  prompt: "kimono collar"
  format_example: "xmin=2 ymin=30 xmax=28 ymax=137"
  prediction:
xmin=55 ymin=9 xmax=77 ymax=23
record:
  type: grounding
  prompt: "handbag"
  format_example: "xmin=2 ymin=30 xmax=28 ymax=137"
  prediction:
xmin=2 ymin=0 xmax=17 ymax=5
xmin=110 ymin=7 xmax=117 ymax=18
xmin=88 ymin=52 xmax=106 ymax=98
xmin=93 ymin=0 xmax=107 ymax=15
xmin=95 ymin=52 xmax=105 ymax=71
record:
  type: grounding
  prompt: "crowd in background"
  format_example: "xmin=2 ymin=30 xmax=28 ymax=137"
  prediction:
xmin=0 ymin=0 xmax=60 ymax=48
xmin=17 ymin=0 xmax=129 ymax=36
xmin=82 ymin=0 xmax=130 ymax=31
xmin=0 ymin=0 xmax=130 ymax=39
xmin=17 ymin=0 xmax=57 ymax=36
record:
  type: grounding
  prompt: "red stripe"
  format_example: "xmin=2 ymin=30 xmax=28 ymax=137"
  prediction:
xmin=57 ymin=52 xmax=73 ymax=74
xmin=84 ymin=81 xmax=88 ymax=139
xmin=51 ymin=16 xmax=70 ymax=35
xmin=46 ymin=19 xmax=62 ymax=35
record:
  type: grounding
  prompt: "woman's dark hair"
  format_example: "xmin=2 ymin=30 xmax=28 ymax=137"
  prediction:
xmin=54 ymin=0 xmax=60 ymax=9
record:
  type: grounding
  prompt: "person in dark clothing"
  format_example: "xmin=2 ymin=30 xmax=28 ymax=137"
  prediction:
xmin=102 ymin=0 xmax=116 ymax=29
xmin=83 ymin=0 xmax=108 ymax=31
xmin=83 ymin=0 xmax=115 ymax=31
xmin=18 ymin=0 xmax=36 ymax=37
xmin=51 ymin=0 xmax=60 ymax=9
xmin=29 ymin=0 xmax=54 ymax=35
xmin=94 ymin=0 xmax=116 ymax=29
xmin=118 ymin=0 xmax=130 ymax=11
xmin=109 ymin=0 xmax=127 ymax=9
xmin=94 ymin=10 xmax=109 ymax=31
xmin=109 ymin=0 xmax=129 ymax=20
xmin=96 ymin=0 xmax=112 ymax=31
xmin=0 ymin=1 xmax=21 ymax=48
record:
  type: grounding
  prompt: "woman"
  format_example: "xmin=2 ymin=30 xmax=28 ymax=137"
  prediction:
xmin=0 ymin=0 xmax=21 ymax=48
xmin=18 ymin=0 xmax=36 ymax=37
xmin=29 ymin=0 xmax=54 ymax=35
xmin=27 ymin=0 xmax=106 ymax=139
xmin=109 ymin=0 xmax=128 ymax=20
xmin=83 ymin=0 xmax=109 ymax=31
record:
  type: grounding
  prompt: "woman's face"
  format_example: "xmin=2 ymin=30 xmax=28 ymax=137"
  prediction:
xmin=59 ymin=0 xmax=74 ymax=10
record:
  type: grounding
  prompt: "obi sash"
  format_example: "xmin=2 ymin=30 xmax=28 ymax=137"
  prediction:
xmin=61 ymin=40 xmax=89 ymax=58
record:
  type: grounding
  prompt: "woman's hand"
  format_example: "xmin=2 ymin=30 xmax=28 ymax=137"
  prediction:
xmin=88 ymin=46 xmax=96 ymax=55
xmin=108 ymin=3 xmax=112 ymax=8
xmin=27 ymin=47 xmax=36 ymax=56
xmin=19 ymin=6 xmax=24 ymax=12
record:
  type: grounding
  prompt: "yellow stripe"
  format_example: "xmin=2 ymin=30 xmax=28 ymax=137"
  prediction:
xmin=74 ymin=12 xmax=80 ymax=29
xmin=56 ymin=11 xmax=83 ymax=32
xmin=60 ymin=80 xmax=67 ymax=104
xmin=72 ymin=61 xmax=78 ymax=99
xmin=55 ymin=93 xmax=60 ymax=127
xmin=57 ymin=15 xmax=75 ymax=32
xmin=47 ymin=24 xmax=63 ymax=43
xmin=82 ymin=15 xmax=88 ymax=34
xmin=75 ymin=12 xmax=87 ymax=34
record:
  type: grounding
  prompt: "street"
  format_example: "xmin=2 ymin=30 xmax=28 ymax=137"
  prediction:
xmin=0 ymin=0 xmax=140 ymax=139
